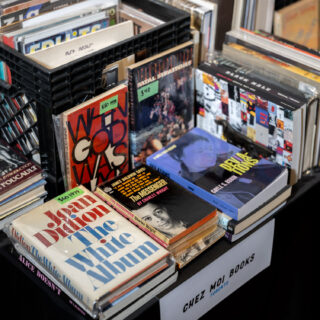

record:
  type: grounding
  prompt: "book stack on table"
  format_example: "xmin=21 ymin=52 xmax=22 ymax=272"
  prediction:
xmin=4 ymin=185 xmax=178 ymax=320
xmin=0 ymin=138 xmax=47 ymax=229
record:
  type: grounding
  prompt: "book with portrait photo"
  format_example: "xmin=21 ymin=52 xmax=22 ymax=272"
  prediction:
xmin=95 ymin=165 xmax=218 ymax=247
xmin=95 ymin=165 xmax=221 ymax=267
xmin=146 ymin=127 xmax=289 ymax=221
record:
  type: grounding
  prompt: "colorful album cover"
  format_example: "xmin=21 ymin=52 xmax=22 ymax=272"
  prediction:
xmin=195 ymin=65 xmax=302 ymax=171
xmin=128 ymin=41 xmax=194 ymax=167
xmin=61 ymin=83 xmax=129 ymax=191
xmin=147 ymin=127 xmax=288 ymax=220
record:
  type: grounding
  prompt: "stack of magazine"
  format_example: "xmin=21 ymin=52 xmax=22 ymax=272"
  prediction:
xmin=4 ymin=185 xmax=178 ymax=319
xmin=0 ymin=139 xmax=47 ymax=229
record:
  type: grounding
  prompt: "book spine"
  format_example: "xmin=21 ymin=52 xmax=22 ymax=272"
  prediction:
xmin=273 ymin=11 xmax=282 ymax=38
xmin=8 ymin=224 xmax=97 ymax=311
xmin=12 ymin=246 xmax=93 ymax=319
xmin=217 ymin=213 xmax=234 ymax=233
xmin=254 ymin=29 xmax=320 ymax=57
xmin=61 ymin=114 xmax=72 ymax=190
xmin=127 ymin=68 xmax=136 ymax=168
xmin=94 ymin=189 xmax=169 ymax=248
xmin=223 ymin=231 xmax=233 ymax=242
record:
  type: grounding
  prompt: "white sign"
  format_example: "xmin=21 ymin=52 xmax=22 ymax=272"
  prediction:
xmin=160 ymin=219 xmax=275 ymax=320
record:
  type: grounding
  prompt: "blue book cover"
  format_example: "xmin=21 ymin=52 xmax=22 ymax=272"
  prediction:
xmin=147 ymin=127 xmax=288 ymax=220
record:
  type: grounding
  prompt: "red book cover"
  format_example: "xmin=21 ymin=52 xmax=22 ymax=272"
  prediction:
xmin=61 ymin=83 xmax=129 ymax=191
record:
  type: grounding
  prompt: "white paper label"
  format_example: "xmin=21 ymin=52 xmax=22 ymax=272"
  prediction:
xmin=159 ymin=219 xmax=275 ymax=320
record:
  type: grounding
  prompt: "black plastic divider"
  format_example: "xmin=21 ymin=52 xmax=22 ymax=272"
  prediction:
xmin=0 ymin=0 xmax=191 ymax=198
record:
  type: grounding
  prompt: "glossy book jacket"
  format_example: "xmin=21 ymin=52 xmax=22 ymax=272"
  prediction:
xmin=147 ymin=127 xmax=288 ymax=220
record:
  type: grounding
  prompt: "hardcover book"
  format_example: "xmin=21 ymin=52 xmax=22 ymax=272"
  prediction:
xmin=58 ymin=83 xmax=129 ymax=191
xmin=194 ymin=61 xmax=307 ymax=184
xmin=0 ymin=138 xmax=43 ymax=202
xmin=95 ymin=165 xmax=221 ymax=267
xmin=6 ymin=185 xmax=170 ymax=315
xmin=0 ymin=179 xmax=46 ymax=220
xmin=127 ymin=41 xmax=195 ymax=167
xmin=11 ymin=242 xmax=177 ymax=320
xmin=146 ymin=127 xmax=289 ymax=221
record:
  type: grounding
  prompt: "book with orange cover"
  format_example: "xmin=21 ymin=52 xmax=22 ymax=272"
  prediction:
xmin=59 ymin=83 xmax=129 ymax=191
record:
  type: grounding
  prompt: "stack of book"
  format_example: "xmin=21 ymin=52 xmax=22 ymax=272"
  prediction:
xmin=5 ymin=185 xmax=177 ymax=319
xmin=146 ymin=127 xmax=291 ymax=242
xmin=0 ymin=139 xmax=46 ymax=228
xmin=221 ymin=28 xmax=320 ymax=176
xmin=95 ymin=165 xmax=225 ymax=267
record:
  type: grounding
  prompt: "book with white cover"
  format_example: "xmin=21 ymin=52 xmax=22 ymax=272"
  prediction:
xmin=6 ymin=185 xmax=170 ymax=315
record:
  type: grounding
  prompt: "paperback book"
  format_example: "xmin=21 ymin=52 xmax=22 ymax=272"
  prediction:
xmin=6 ymin=185 xmax=170 ymax=316
xmin=56 ymin=83 xmax=129 ymax=191
xmin=225 ymin=28 xmax=320 ymax=75
xmin=194 ymin=60 xmax=307 ymax=184
xmin=127 ymin=41 xmax=195 ymax=167
xmin=147 ymin=127 xmax=289 ymax=221
xmin=95 ymin=165 xmax=222 ymax=267
xmin=0 ymin=179 xmax=47 ymax=220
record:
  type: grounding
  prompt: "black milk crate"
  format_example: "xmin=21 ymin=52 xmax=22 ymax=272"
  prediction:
xmin=0 ymin=0 xmax=191 ymax=198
